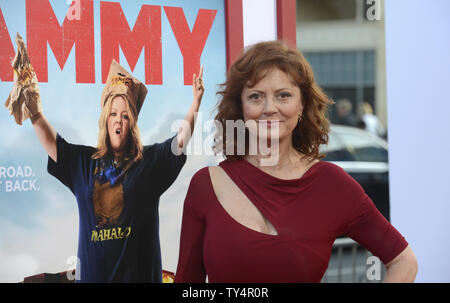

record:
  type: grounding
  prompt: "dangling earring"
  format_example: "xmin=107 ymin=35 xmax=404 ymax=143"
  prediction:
xmin=298 ymin=113 xmax=303 ymax=123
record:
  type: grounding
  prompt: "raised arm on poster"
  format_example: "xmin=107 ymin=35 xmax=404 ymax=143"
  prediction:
xmin=3 ymin=32 xmax=203 ymax=283
xmin=177 ymin=65 xmax=204 ymax=150
xmin=4 ymin=33 xmax=205 ymax=162
xmin=4 ymin=33 xmax=57 ymax=162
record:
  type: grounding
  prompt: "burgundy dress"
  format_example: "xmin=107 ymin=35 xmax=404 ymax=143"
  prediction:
xmin=175 ymin=159 xmax=408 ymax=283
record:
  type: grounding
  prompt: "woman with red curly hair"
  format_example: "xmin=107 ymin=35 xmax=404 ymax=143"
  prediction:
xmin=175 ymin=40 xmax=417 ymax=283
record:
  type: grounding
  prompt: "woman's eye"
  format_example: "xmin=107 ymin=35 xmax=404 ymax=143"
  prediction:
xmin=123 ymin=114 xmax=129 ymax=120
xmin=278 ymin=92 xmax=291 ymax=99
xmin=248 ymin=93 xmax=262 ymax=101
xmin=111 ymin=112 xmax=117 ymax=116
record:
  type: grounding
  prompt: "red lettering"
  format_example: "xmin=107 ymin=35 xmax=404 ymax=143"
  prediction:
xmin=0 ymin=8 xmax=15 ymax=82
xmin=26 ymin=0 xmax=95 ymax=83
xmin=164 ymin=7 xmax=216 ymax=85
xmin=100 ymin=2 xmax=162 ymax=85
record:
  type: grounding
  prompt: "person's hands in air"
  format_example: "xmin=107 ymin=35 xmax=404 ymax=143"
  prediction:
xmin=5 ymin=33 xmax=43 ymax=125
xmin=192 ymin=65 xmax=204 ymax=104
xmin=176 ymin=66 xmax=205 ymax=150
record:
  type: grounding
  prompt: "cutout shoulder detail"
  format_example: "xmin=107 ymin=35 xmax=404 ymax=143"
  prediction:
xmin=208 ymin=166 xmax=279 ymax=236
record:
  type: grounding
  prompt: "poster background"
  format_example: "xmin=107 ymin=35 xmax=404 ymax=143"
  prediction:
xmin=0 ymin=0 xmax=226 ymax=282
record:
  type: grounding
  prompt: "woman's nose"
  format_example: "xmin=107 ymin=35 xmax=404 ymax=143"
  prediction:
xmin=263 ymin=96 xmax=277 ymax=116
xmin=115 ymin=115 xmax=123 ymax=125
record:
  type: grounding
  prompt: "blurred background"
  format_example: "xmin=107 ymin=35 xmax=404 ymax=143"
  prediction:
xmin=296 ymin=0 xmax=390 ymax=282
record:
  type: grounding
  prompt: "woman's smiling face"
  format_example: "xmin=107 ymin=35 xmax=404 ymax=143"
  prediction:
xmin=241 ymin=68 xmax=303 ymax=143
xmin=107 ymin=95 xmax=130 ymax=155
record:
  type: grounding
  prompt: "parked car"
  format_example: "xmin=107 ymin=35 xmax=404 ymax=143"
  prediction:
xmin=320 ymin=125 xmax=390 ymax=222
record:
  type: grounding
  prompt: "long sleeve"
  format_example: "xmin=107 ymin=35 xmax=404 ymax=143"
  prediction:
xmin=334 ymin=164 xmax=409 ymax=265
xmin=343 ymin=194 xmax=408 ymax=265
xmin=174 ymin=168 xmax=209 ymax=283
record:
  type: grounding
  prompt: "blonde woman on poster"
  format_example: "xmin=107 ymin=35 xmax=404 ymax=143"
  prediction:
xmin=5 ymin=34 xmax=204 ymax=282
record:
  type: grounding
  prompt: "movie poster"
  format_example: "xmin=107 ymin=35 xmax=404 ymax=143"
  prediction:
xmin=0 ymin=0 xmax=226 ymax=282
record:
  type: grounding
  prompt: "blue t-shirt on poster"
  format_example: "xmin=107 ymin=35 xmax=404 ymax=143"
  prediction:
xmin=47 ymin=133 xmax=186 ymax=282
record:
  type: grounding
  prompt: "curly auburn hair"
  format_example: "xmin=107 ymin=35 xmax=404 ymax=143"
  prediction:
xmin=214 ymin=40 xmax=334 ymax=161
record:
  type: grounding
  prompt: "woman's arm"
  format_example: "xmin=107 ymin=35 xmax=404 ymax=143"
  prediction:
xmin=31 ymin=113 xmax=57 ymax=162
xmin=176 ymin=66 xmax=204 ymax=151
xmin=383 ymin=245 xmax=418 ymax=282
xmin=6 ymin=33 xmax=58 ymax=162
xmin=174 ymin=168 xmax=208 ymax=282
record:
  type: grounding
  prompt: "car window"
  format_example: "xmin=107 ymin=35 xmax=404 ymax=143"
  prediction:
xmin=320 ymin=131 xmax=354 ymax=161
xmin=337 ymin=131 xmax=388 ymax=162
